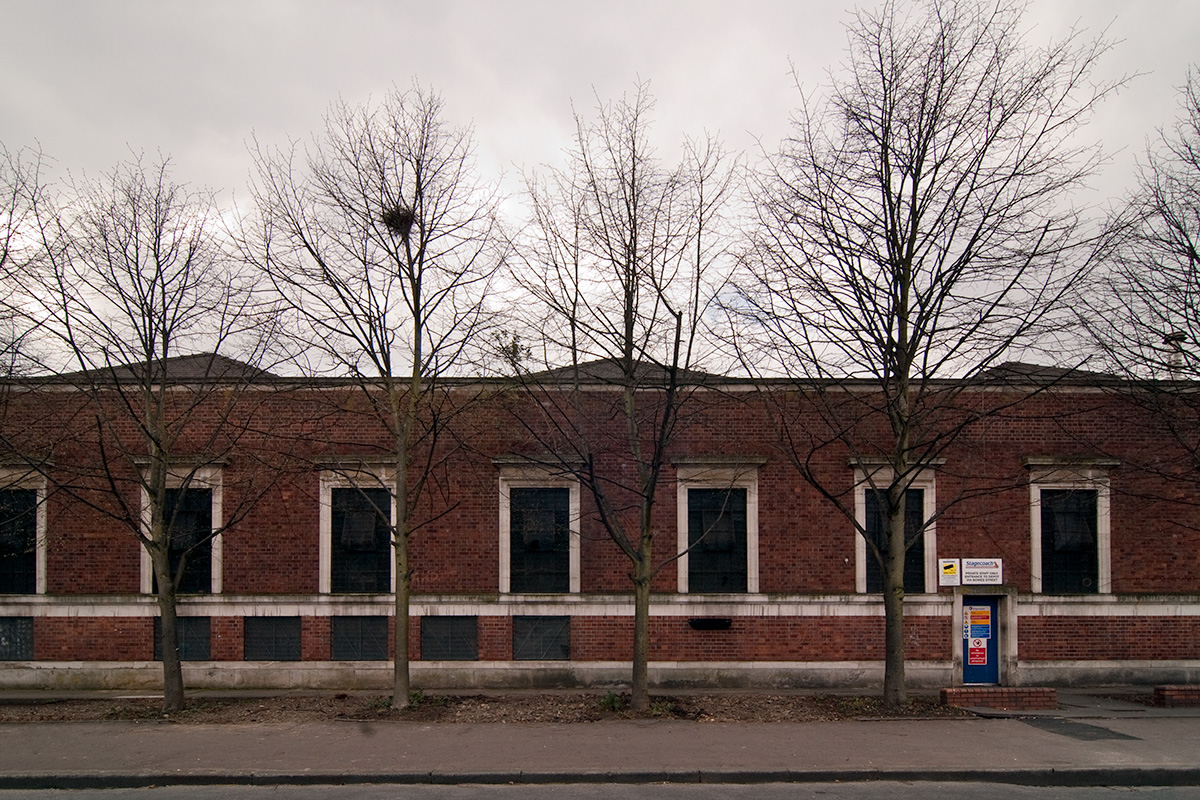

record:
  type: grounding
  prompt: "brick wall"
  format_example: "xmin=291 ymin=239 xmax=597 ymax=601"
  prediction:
xmin=1019 ymin=617 xmax=1200 ymax=660
xmin=4 ymin=378 xmax=1200 ymax=680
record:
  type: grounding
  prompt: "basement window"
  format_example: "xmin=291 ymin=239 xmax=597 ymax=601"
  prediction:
xmin=0 ymin=617 xmax=33 ymax=660
xmin=331 ymin=616 xmax=388 ymax=660
xmin=243 ymin=617 xmax=301 ymax=661
xmin=154 ymin=616 xmax=211 ymax=661
xmin=421 ymin=616 xmax=478 ymax=661
xmin=512 ymin=616 xmax=569 ymax=660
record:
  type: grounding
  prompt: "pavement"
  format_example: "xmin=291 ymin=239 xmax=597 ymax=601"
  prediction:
xmin=0 ymin=688 xmax=1198 ymax=789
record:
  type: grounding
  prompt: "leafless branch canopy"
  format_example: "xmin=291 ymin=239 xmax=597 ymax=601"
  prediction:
xmin=1087 ymin=68 xmax=1200 ymax=378
xmin=743 ymin=0 xmax=1114 ymax=387
xmin=246 ymin=84 xmax=502 ymax=382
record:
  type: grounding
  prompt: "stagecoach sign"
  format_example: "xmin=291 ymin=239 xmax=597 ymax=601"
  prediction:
xmin=962 ymin=558 xmax=1003 ymax=585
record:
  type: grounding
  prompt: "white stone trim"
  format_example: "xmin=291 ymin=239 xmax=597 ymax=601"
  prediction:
xmin=498 ymin=467 xmax=580 ymax=594
xmin=318 ymin=467 xmax=397 ymax=594
xmin=852 ymin=467 xmax=937 ymax=594
xmin=1028 ymin=464 xmax=1111 ymax=594
xmin=675 ymin=463 xmax=760 ymax=593
xmin=6 ymin=592 xmax=1199 ymax=619
xmin=0 ymin=468 xmax=47 ymax=594
xmin=139 ymin=466 xmax=223 ymax=595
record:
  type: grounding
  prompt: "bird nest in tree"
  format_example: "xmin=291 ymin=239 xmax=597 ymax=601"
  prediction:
xmin=382 ymin=204 xmax=415 ymax=239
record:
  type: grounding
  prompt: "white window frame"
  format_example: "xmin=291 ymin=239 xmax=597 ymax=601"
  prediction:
xmin=0 ymin=468 xmax=48 ymax=594
xmin=498 ymin=467 xmax=580 ymax=594
xmin=140 ymin=465 xmax=223 ymax=595
xmin=676 ymin=460 xmax=760 ymax=594
xmin=320 ymin=466 xmax=397 ymax=595
xmin=853 ymin=466 xmax=937 ymax=595
xmin=1027 ymin=460 xmax=1113 ymax=594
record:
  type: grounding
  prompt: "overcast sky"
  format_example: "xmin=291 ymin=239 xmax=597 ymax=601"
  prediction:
xmin=2 ymin=0 xmax=1197 ymax=217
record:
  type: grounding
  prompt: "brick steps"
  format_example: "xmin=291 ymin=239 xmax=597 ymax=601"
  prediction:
xmin=1154 ymin=685 xmax=1200 ymax=707
xmin=940 ymin=687 xmax=1057 ymax=710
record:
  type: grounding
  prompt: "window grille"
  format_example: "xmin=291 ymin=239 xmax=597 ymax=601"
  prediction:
xmin=154 ymin=616 xmax=211 ymax=661
xmin=331 ymin=616 xmax=389 ymax=661
xmin=512 ymin=615 xmax=569 ymax=660
xmin=421 ymin=616 xmax=478 ymax=661
xmin=243 ymin=616 xmax=301 ymax=661
xmin=0 ymin=617 xmax=33 ymax=660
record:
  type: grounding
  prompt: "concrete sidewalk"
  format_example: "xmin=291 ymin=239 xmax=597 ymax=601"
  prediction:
xmin=0 ymin=690 xmax=1197 ymax=789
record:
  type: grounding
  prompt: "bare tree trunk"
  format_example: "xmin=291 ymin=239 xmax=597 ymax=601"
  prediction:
xmin=392 ymin=403 xmax=412 ymax=710
xmin=152 ymin=548 xmax=184 ymax=714
xmin=630 ymin=545 xmax=653 ymax=712
xmin=881 ymin=485 xmax=907 ymax=707
xmin=393 ymin=522 xmax=411 ymax=709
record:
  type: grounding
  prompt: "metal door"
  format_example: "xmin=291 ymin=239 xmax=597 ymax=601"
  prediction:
xmin=962 ymin=596 xmax=1000 ymax=684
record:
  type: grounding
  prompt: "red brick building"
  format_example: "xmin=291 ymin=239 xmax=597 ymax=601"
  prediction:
xmin=0 ymin=357 xmax=1197 ymax=690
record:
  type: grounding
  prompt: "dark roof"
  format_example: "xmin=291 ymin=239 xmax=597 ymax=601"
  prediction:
xmin=972 ymin=361 xmax=1120 ymax=386
xmin=55 ymin=353 xmax=276 ymax=384
xmin=525 ymin=358 xmax=722 ymax=386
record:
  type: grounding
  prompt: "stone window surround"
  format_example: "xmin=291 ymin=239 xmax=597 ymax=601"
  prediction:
xmin=139 ymin=464 xmax=224 ymax=595
xmin=319 ymin=461 xmax=396 ymax=595
xmin=0 ymin=467 xmax=47 ymax=595
xmin=852 ymin=461 xmax=939 ymax=595
xmin=1026 ymin=457 xmax=1115 ymax=595
xmin=675 ymin=457 xmax=763 ymax=594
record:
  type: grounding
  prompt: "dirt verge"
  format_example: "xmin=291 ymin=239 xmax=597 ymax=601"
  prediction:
xmin=0 ymin=691 xmax=971 ymax=724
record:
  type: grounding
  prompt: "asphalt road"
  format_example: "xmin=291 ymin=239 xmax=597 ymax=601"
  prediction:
xmin=1 ymin=784 xmax=1199 ymax=800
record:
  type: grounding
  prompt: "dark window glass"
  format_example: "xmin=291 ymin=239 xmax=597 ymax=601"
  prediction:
xmin=0 ymin=617 xmax=33 ymax=660
xmin=688 ymin=488 xmax=747 ymax=592
xmin=154 ymin=616 xmax=211 ymax=661
xmin=0 ymin=489 xmax=37 ymax=594
xmin=865 ymin=489 xmax=926 ymax=593
xmin=510 ymin=487 xmax=570 ymax=593
xmin=331 ymin=616 xmax=389 ymax=661
xmin=243 ymin=616 xmax=301 ymax=661
xmin=162 ymin=487 xmax=212 ymax=594
xmin=421 ymin=616 xmax=478 ymax=661
xmin=331 ymin=488 xmax=391 ymax=593
xmin=512 ymin=616 xmax=569 ymax=660
xmin=1040 ymin=489 xmax=1098 ymax=593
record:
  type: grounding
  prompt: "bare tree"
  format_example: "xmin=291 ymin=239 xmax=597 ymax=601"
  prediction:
xmin=739 ymin=0 xmax=1116 ymax=705
xmin=508 ymin=86 xmax=734 ymax=712
xmin=1088 ymin=67 xmax=1200 ymax=377
xmin=1074 ymin=68 xmax=1200 ymax=518
xmin=0 ymin=145 xmax=47 ymax=375
xmin=18 ymin=155 xmax=270 ymax=713
xmin=244 ymin=85 xmax=501 ymax=709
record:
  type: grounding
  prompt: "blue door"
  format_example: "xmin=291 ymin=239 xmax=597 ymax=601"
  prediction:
xmin=962 ymin=596 xmax=1000 ymax=684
